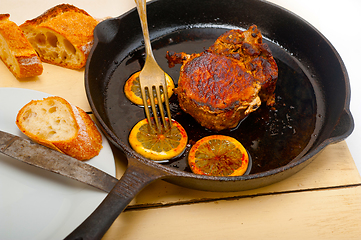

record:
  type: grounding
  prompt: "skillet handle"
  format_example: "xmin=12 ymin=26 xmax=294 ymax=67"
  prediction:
xmin=330 ymin=110 xmax=354 ymax=142
xmin=64 ymin=158 xmax=169 ymax=240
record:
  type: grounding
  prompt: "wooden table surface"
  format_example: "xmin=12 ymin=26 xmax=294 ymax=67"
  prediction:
xmin=1 ymin=1 xmax=361 ymax=239
xmin=2 ymin=44 xmax=361 ymax=240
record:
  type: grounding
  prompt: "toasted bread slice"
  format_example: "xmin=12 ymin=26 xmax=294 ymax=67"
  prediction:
xmin=16 ymin=96 xmax=102 ymax=160
xmin=20 ymin=4 xmax=99 ymax=69
xmin=0 ymin=14 xmax=43 ymax=78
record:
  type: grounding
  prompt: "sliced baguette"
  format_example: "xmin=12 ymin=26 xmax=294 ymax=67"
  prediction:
xmin=0 ymin=14 xmax=43 ymax=78
xmin=16 ymin=96 xmax=102 ymax=160
xmin=20 ymin=4 xmax=99 ymax=69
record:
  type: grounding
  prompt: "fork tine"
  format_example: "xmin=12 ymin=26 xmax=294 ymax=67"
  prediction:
xmin=140 ymin=86 xmax=153 ymax=127
xmin=154 ymin=85 xmax=167 ymax=127
xmin=148 ymin=87 xmax=161 ymax=129
xmin=141 ymin=83 xmax=172 ymax=130
xmin=163 ymin=84 xmax=173 ymax=127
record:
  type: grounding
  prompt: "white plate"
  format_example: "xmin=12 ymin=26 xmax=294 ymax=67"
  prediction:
xmin=0 ymin=88 xmax=116 ymax=240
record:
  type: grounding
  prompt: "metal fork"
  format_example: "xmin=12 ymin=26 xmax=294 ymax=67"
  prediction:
xmin=135 ymin=0 xmax=172 ymax=130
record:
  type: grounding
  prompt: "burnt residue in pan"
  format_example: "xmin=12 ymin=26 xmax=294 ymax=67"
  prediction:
xmin=105 ymin=27 xmax=322 ymax=175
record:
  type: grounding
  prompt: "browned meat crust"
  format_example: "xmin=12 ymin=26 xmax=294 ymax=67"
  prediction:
xmin=174 ymin=51 xmax=261 ymax=131
xmin=166 ymin=25 xmax=278 ymax=131
xmin=209 ymin=26 xmax=278 ymax=106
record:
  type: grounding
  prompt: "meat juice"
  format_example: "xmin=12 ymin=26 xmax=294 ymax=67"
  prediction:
xmin=106 ymin=28 xmax=321 ymax=175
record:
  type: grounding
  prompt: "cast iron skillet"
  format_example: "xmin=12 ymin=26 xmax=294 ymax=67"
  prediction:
xmin=66 ymin=0 xmax=354 ymax=238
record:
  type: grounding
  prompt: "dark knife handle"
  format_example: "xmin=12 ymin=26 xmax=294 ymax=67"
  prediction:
xmin=64 ymin=159 xmax=168 ymax=240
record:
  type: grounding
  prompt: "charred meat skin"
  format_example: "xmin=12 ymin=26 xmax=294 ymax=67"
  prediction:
xmin=166 ymin=25 xmax=278 ymax=131
xmin=174 ymin=51 xmax=261 ymax=131
xmin=209 ymin=25 xmax=278 ymax=106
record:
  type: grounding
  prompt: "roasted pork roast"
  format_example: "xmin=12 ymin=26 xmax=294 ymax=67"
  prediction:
xmin=166 ymin=25 xmax=278 ymax=131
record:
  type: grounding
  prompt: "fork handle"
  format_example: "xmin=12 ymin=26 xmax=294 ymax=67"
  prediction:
xmin=135 ymin=0 xmax=154 ymax=58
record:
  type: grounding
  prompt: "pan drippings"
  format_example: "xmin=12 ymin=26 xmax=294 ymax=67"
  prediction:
xmin=105 ymin=27 xmax=320 ymax=175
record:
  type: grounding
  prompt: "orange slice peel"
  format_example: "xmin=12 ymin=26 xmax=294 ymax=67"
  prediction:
xmin=129 ymin=118 xmax=188 ymax=161
xmin=188 ymin=135 xmax=249 ymax=176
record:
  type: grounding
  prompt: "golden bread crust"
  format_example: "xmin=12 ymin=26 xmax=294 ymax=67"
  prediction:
xmin=21 ymin=4 xmax=91 ymax=26
xmin=16 ymin=96 xmax=103 ymax=160
xmin=54 ymin=104 xmax=103 ymax=160
xmin=0 ymin=14 xmax=43 ymax=78
xmin=20 ymin=4 xmax=99 ymax=69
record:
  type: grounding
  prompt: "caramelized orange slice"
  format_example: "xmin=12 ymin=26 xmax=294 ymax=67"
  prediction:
xmin=124 ymin=71 xmax=175 ymax=105
xmin=188 ymin=135 xmax=249 ymax=176
xmin=129 ymin=118 xmax=188 ymax=161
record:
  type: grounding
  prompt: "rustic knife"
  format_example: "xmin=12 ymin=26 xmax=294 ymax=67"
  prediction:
xmin=0 ymin=130 xmax=118 ymax=192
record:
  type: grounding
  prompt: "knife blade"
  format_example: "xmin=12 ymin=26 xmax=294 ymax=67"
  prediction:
xmin=0 ymin=130 xmax=118 ymax=192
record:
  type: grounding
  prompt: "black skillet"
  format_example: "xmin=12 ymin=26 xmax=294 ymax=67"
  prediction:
xmin=66 ymin=0 xmax=354 ymax=238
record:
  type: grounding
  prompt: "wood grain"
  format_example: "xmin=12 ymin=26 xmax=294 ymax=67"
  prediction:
xmin=103 ymin=185 xmax=361 ymax=240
